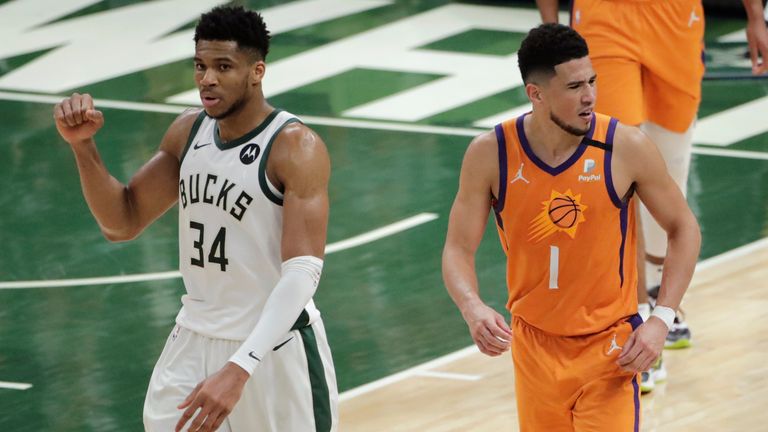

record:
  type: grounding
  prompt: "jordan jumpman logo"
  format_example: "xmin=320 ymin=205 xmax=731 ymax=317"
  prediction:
xmin=510 ymin=163 xmax=530 ymax=184
xmin=606 ymin=334 xmax=623 ymax=355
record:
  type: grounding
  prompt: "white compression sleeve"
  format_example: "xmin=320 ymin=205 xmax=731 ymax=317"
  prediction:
xmin=639 ymin=120 xmax=695 ymax=258
xmin=229 ymin=256 xmax=323 ymax=375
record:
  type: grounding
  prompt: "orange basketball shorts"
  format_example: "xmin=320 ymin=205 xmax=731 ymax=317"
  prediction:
xmin=572 ymin=0 xmax=705 ymax=132
xmin=512 ymin=314 xmax=643 ymax=432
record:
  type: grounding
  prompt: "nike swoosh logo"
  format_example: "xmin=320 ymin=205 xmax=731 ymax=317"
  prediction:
xmin=248 ymin=351 xmax=261 ymax=361
xmin=273 ymin=336 xmax=294 ymax=352
xmin=193 ymin=142 xmax=212 ymax=150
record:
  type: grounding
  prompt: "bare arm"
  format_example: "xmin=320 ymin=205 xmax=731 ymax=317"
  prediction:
xmin=625 ymin=129 xmax=701 ymax=312
xmin=443 ymin=132 xmax=511 ymax=357
xmin=273 ymin=123 xmax=330 ymax=260
xmin=54 ymin=93 xmax=196 ymax=241
xmin=536 ymin=0 xmax=561 ymax=23
xmin=742 ymin=0 xmax=768 ymax=74
xmin=614 ymin=125 xmax=701 ymax=372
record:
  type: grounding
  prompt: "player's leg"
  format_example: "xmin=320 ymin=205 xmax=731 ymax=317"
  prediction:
xmin=227 ymin=319 xmax=339 ymax=432
xmin=572 ymin=316 xmax=643 ymax=432
xmin=511 ymin=318 xmax=574 ymax=432
xmin=638 ymin=0 xmax=703 ymax=351
xmin=143 ymin=325 xmax=205 ymax=432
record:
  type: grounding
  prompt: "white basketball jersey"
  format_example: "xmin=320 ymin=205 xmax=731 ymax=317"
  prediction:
xmin=176 ymin=109 xmax=320 ymax=340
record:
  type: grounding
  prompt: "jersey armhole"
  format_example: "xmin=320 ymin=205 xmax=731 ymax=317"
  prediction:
xmin=258 ymin=118 xmax=302 ymax=206
xmin=179 ymin=110 xmax=208 ymax=166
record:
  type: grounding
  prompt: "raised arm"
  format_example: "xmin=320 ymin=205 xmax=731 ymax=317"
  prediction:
xmin=613 ymin=125 xmax=701 ymax=373
xmin=54 ymin=92 xmax=197 ymax=241
xmin=536 ymin=0 xmax=561 ymax=24
xmin=742 ymin=0 xmax=768 ymax=74
xmin=443 ymin=132 xmax=512 ymax=357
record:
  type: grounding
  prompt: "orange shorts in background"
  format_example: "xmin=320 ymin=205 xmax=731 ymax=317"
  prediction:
xmin=572 ymin=0 xmax=705 ymax=132
xmin=512 ymin=314 xmax=643 ymax=432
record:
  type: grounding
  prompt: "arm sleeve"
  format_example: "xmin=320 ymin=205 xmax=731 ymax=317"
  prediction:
xmin=228 ymin=255 xmax=323 ymax=375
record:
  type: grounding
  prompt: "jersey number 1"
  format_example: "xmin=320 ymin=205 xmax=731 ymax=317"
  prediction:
xmin=549 ymin=246 xmax=559 ymax=289
xmin=190 ymin=221 xmax=229 ymax=271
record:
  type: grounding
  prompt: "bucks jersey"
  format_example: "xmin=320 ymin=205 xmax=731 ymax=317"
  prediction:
xmin=175 ymin=109 xmax=320 ymax=340
xmin=493 ymin=113 xmax=638 ymax=336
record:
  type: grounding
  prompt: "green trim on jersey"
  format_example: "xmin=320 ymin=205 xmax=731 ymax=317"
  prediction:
xmin=179 ymin=110 xmax=207 ymax=165
xmin=291 ymin=309 xmax=311 ymax=330
xmin=299 ymin=325 xmax=333 ymax=432
xmin=213 ymin=109 xmax=281 ymax=150
xmin=258 ymin=118 xmax=302 ymax=206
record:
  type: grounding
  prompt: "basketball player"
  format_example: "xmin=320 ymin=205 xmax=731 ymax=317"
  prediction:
xmin=536 ymin=0 xmax=768 ymax=392
xmin=53 ymin=6 xmax=337 ymax=432
xmin=442 ymin=24 xmax=701 ymax=430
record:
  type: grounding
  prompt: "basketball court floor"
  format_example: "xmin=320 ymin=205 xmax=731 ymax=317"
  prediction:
xmin=1 ymin=1 xmax=767 ymax=431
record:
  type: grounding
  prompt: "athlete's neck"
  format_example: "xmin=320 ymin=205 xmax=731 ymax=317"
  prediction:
xmin=525 ymin=112 xmax=583 ymax=166
xmin=217 ymin=96 xmax=274 ymax=143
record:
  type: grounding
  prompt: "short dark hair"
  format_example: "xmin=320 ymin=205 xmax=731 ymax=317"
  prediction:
xmin=194 ymin=5 xmax=271 ymax=60
xmin=517 ymin=23 xmax=589 ymax=84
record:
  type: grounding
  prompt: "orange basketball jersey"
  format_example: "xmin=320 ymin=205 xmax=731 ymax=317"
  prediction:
xmin=493 ymin=113 xmax=637 ymax=336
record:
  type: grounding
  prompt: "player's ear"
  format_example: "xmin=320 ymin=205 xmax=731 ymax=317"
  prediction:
xmin=525 ymin=82 xmax=543 ymax=104
xmin=250 ymin=60 xmax=265 ymax=86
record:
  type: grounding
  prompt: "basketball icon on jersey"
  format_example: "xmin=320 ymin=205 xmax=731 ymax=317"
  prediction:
xmin=528 ymin=189 xmax=588 ymax=242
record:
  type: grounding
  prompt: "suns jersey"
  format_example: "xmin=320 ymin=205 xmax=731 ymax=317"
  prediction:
xmin=176 ymin=109 xmax=320 ymax=340
xmin=493 ymin=113 xmax=637 ymax=336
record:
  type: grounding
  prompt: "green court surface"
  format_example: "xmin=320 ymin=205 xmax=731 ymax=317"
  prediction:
xmin=1 ymin=1 xmax=767 ymax=431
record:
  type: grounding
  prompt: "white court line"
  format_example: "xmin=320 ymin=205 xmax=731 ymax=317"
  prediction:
xmin=340 ymin=236 xmax=768 ymax=401
xmin=0 ymin=213 xmax=437 ymax=289
xmin=2 ymin=91 xmax=768 ymax=160
xmin=339 ymin=346 xmax=480 ymax=401
xmin=414 ymin=370 xmax=483 ymax=382
xmin=0 ymin=381 xmax=32 ymax=391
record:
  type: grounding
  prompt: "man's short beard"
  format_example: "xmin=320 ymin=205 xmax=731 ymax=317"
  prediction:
xmin=211 ymin=80 xmax=250 ymax=120
xmin=212 ymin=95 xmax=247 ymax=120
xmin=550 ymin=111 xmax=590 ymax=136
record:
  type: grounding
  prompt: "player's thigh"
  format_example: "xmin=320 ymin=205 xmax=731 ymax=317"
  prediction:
xmin=143 ymin=325 xmax=203 ymax=432
xmin=572 ymin=373 xmax=640 ymax=432
xmin=512 ymin=318 xmax=575 ymax=432
xmin=571 ymin=316 xmax=642 ymax=432
xmin=229 ymin=320 xmax=338 ymax=432
xmin=641 ymin=0 xmax=704 ymax=132
xmin=591 ymin=57 xmax=644 ymax=126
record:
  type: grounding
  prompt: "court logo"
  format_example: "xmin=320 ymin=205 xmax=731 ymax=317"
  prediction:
xmin=606 ymin=334 xmax=622 ymax=355
xmin=510 ymin=163 xmax=530 ymax=185
xmin=240 ymin=143 xmax=261 ymax=165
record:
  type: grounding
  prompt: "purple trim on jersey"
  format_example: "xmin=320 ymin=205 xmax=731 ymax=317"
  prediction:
xmin=603 ymin=117 xmax=623 ymax=208
xmin=494 ymin=124 xmax=508 ymax=213
xmin=628 ymin=313 xmax=643 ymax=330
xmin=632 ymin=374 xmax=640 ymax=432
xmin=618 ymin=204 xmax=628 ymax=287
xmin=516 ymin=113 xmax=595 ymax=176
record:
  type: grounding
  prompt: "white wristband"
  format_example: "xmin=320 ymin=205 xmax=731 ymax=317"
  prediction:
xmin=651 ymin=305 xmax=675 ymax=330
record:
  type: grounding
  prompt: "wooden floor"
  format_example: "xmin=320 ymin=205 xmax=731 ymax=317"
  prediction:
xmin=339 ymin=239 xmax=768 ymax=431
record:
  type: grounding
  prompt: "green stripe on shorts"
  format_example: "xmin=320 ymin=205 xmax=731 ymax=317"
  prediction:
xmin=299 ymin=325 xmax=332 ymax=432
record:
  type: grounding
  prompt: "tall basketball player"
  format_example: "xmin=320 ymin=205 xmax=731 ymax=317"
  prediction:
xmin=442 ymin=24 xmax=700 ymax=430
xmin=53 ymin=6 xmax=337 ymax=432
